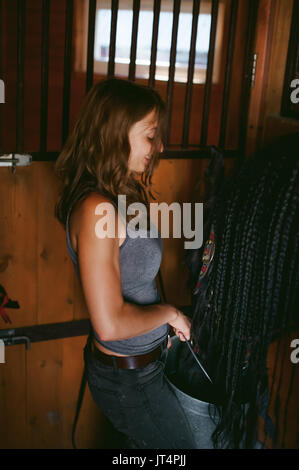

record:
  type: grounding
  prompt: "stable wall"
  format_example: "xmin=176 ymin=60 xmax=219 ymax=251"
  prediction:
xmin=0 ymin=0 xmax=297 ymax=449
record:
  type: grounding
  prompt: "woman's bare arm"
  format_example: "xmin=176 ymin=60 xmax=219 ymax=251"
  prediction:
xmin=76 ymin=194 xmax=189 ymax=342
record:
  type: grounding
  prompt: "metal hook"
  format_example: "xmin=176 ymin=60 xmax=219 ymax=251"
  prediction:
xmin=0 ymin=153 xmax=32 ymax=174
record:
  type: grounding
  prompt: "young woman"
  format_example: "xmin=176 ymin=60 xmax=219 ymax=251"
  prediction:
xmin=184 ymin=133 xmax=299 ymax=448
xmin=54 ymin=78 xmax=196 ymax=449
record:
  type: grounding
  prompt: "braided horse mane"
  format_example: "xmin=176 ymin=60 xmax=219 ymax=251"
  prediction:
xmin=184 ymin=134 xmax=299 ymax=448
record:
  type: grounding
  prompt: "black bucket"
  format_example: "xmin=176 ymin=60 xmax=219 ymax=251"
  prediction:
xmin=164 ymin=335 xmax=221 ymax=449
xmin=164 ymin=336 xmax=266 ymax=449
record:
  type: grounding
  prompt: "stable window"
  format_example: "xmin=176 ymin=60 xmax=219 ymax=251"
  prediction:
xmin=0 ymin=0 xmax=258 ymax=158
xmin=77 ymin=0 xmax=225 ymax=83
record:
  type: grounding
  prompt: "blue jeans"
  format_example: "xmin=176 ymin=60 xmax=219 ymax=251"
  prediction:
xmin=83 ymin=335 xmax=197 ymax=449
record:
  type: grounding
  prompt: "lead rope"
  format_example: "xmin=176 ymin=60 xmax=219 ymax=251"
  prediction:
xmin=157 ymin=267 xmax=167 ymax=304
xmin=72 ymin=322 xmax=93 ymax=449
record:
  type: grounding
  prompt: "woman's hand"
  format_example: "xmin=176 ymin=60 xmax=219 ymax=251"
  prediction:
xmin=168 ymin=308 xmax=191 ymax=342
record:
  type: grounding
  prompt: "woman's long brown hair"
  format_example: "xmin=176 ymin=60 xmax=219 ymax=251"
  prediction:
xmin=54 ymin=78 xmax=166 ymax=227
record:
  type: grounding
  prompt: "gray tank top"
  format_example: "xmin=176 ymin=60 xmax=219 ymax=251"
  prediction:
xmin=65 ymin=199 xmax=169 ymax=355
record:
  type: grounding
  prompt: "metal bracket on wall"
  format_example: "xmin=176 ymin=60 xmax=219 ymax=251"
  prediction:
xmin=0 ymin=329 xmax=31 ymax=350
xmin=0 ymin=154 xmax=32 ymax=174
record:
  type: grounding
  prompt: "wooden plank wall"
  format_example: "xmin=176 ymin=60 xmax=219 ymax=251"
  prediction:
xmin=247 ymin=0 xmax=299 ymax=152
xmin=0 ymin=0 xmax=297 ymax=449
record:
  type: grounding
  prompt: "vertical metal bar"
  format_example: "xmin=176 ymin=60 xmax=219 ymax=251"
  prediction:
xmin=165 ymin=0 xmax=181 ymax=146
xmin=0 ymin=0 xmax=3 ymax=153
xmin=40 ymin=0 xmax=50 ymax=154
xmin=148 ymin=0 xmax=161 ymax=89
xmin=238 ymin=0 xmax=259 ymax=158
xmin=16 ymin=0 xmax=26 ymax=153
xmin=128 ymin=0 xmax=140 ymax=81
xmin=218 ymin=0 xmax=238 ymax=149
xmin=62 ymin=0 xmax=74 ymax=146
xmin=200 ymin=0 xmax=219 ymax=148
xmin=182 ymin=0 xmax=201 ymax=147
xmin=85 ymin=0 xmax=96 ymax=93
xmin=108 ymin=0 xmax=119 ymax=78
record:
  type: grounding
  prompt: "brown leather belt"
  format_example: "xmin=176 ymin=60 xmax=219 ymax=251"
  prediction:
xmin=91 ymin=335 xmax=169 ymax=369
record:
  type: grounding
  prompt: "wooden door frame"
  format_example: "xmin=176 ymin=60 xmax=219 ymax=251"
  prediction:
xmin=246 ymin=0 xmax=299 ymax=157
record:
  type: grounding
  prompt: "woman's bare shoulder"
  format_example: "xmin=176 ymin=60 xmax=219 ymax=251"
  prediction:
xmin=69 ymin=192 xmax=118 ymax=253
xmin=75 ymin=192 xmax=115 ymax=218
xmin=81 ymin=191 xmax=113 ymax=206
xmin=74 ymin=192 xmax=126 ymax=248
